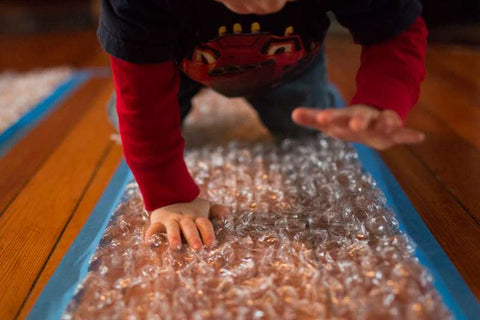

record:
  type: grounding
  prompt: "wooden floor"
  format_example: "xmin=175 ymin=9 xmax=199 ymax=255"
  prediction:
xmin=0 ymin=30 xmax=478 ymax=319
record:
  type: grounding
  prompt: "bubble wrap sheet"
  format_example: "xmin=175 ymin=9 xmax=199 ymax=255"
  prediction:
xmin=0 ymin=67 xmax=72 ymax=133
xmin=63 ymin=90 xmax=451 ymax=320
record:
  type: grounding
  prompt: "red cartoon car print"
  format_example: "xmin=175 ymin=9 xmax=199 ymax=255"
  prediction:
xmin=181 ymin=24 xmax=318 ymax=96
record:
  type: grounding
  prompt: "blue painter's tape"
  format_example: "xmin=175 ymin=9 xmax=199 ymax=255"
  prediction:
xmin=0 ymin=71 xmax=89 ymax=158
xmin=28 ymin=160 xmax=132 ymax=320
xmin=328 ymin=84 xmax=346 ymax=108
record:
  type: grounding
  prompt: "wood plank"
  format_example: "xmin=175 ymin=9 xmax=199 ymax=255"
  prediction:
xmin=0 ymin=80 xmax=115 ymax=320
xmin=0 ymin=31 xmax=102 ymax=72
xmin=407 ymin=106 xmax=480 ymax=221
xmin=0 ymin=78 xmax=111 ymax=217
xmin=83 ymin=50 xmax=110 ymax=68
xmin=427 ymin=45 xmax=480 ymax=92
xmin=418 ymin=48 xmax=480 ymax=150
xmin=381 ymin=147 xmax=480 ymax=299
xmin=325 ymin=35 xmax=360 ymax=102
xmin=17 ymin=144 xmax=123 ymax=320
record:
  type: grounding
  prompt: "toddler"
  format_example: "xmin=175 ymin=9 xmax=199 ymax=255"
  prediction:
xmin=98 ymin=0 xmax=428 ymax=249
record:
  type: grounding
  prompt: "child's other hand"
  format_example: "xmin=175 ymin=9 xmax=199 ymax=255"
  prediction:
xmin=292 ymin=105 xmax=425 ymax=150
xmin=145 ymin=197 xmax=230 ymax=250
xmin=215 ymin=0 xmax=294 ymax=15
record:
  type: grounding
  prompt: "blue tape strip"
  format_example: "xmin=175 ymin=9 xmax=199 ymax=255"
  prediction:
xmin=0 ymin=71 xmax=89 ymax=158
xmin=328 ymin=84 xmax=479 ymax=319
xmin=28 ymin=160 xmax=132 ymax=320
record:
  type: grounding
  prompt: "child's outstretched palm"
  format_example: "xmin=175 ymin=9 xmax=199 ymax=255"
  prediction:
xmin=292 ymin=105 xmax=425 ymax=150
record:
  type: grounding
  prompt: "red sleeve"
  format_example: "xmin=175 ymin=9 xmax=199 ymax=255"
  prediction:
xmin=351 ymin=17 xmax=428 ymax=121
xmin=110 ymin=56 xmax=200 ymax=211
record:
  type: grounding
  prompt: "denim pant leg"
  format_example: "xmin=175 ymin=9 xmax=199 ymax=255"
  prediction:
xmin=246 ymin=51 xmax=330 ymax=138
xmin=177 ymin=72 xmax=204 ymax=123
xmin=106 ymin=72 xmax=203 ymax=131
xmin=106 ymin=92 xmax=120 ymax=131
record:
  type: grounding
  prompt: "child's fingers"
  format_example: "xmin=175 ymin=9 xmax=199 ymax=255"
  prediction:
xmin=291 ymin=107 xmax=322 ymax=128
xmin=348 ymin=113 xmax=367 ymax=132
xmin=164 ymin=220 xmax=182 ymax=249
xmin=315 ymin=109 xmax=335 ymax=125
xmin=292 ymin=108 xmax=340 ymax=130
xmin=144 ymin=222 xmax=166 ymax=244
xmin=195 ymin=217 xmax=216 ymax=247
xmin=319 ymin=108 xmax=372 ymax=132
xmin=322 ymin=122 xmax=355 ymax=141
xmin=392 ymin=128 xmax=426 ymax=144
xmin=144 ymin=220 xmax=182 ymax=249
xmin=348 ymin=105 xmax=384 ymax=132
xmin=210 ymin=204 xmax=231 ymax=219
xmin=375 ymin=110 xmax=402 ymax=134
xmin=348 ymin=110 xmax=378 ymax=132
xmin=179 ymin=218 xmax=203 ymax=250
xmin=145 ymin=222 xmax=165 ymax=243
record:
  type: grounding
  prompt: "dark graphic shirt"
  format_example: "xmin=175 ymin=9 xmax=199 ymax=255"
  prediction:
xmin=98 ymin=0 xmax=428 ymax=211
xmin=99 ymin=0 xmax=421 ymax=96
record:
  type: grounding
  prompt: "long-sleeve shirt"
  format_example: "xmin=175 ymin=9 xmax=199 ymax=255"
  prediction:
xmin=99 ymin=0 xmax=428 ymax=211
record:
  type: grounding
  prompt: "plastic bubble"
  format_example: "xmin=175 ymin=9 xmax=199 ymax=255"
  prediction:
xmin=0 ymin=67 xmax=73 ymax=133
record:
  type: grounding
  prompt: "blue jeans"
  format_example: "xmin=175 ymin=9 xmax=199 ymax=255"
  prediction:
xmin=107 ymin=51 xmax=332 ymax=138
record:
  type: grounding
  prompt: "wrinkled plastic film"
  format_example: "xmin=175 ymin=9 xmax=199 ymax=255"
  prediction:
xmin=0 ymin=67 xmax=72 ymax=133
xmin=63 ymin=91 xmax=451 ymax=319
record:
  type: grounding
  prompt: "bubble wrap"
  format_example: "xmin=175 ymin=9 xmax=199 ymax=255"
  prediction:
xmin=0 ymin=67 xmax=72 ymax=133
xmin=63 ymin=90 xmax=451 ymax=320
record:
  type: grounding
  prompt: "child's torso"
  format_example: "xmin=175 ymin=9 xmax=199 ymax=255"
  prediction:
xmin=174 ymin=0 xmax=331 ymax=96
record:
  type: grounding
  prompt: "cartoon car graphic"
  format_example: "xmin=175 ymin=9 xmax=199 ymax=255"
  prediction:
xmin=181 ymin=24 xmax=316 ymax=97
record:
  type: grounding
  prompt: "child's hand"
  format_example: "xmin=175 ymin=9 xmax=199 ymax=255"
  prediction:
xmin=291 ymin=105 xmax=425 ymax=150
xmin=215 ymin=0 xmax=293 ymax=15
xmin=144 ymin=197 xmax=230 ymax=250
